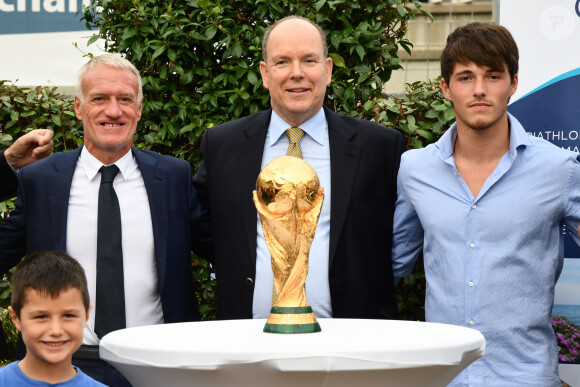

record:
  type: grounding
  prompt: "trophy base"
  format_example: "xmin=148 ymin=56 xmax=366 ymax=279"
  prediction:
xmin=263 ymin=306 xmax=321 ymax=334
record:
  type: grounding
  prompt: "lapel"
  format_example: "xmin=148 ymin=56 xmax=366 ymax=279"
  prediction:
xmin=325 ymin=107 xmax=362 ymax=268
xmin=237 ymin=110 xmax=271 ymax=269
xmin=133 ymin=149 xmax=168 ymax=292
xmin=46 ymin=147 xmax=82 ymax=251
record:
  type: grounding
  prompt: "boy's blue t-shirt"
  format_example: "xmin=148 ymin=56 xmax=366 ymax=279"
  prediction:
xmin=0 ymin=362 xmax=107 ymax=386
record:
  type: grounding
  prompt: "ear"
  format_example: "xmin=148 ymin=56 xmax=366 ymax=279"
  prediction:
xmin=8 ymin=306 xmax=21 ymax=332
xmin=85 ymin=305 xmax=93 ymax=324
xmin=260 ymin=61 xmax=270 ymax=90
xmin=74 ymin=97 xmax=83 ymax=121
xmin=440 ymin=78 xmax=452 ymax=102
xmin=136 ymin=101 xmax=143 ymax=122
xmin=509 ymin=74 xmax=518 ymax=97
xmin=325 ymin=57 xmax=333 ymax=86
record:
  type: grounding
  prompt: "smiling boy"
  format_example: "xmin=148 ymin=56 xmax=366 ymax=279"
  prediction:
xmin=1 ymin=251 xmax=105 ymax=386
xmin=392 ymin=23 xmax=580 ymax=386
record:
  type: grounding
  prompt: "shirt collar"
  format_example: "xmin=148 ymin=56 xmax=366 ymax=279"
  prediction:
xmin=436 ymin=112 xmax=531 ymax=162
xmin=268 ymin=108 xmax=327 ymax=147
xmin=80 ymin=146 xmax=134 ymax=182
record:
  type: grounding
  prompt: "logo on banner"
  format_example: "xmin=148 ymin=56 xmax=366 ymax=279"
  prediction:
xmin=0 ymin=0 xmax=91 ymax=34
xmin=539 ymin=5 xmax=576 ymax=41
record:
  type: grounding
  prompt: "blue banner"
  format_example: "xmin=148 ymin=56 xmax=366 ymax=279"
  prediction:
xmin=0 ymin=0 xmax=91 ymax=34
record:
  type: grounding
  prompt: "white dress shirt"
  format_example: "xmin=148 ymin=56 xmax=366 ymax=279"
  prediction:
xmin=67 ymin=147 xmax=163 ymax=345
xmin=253 ymin=108 xmax=332 ymax=318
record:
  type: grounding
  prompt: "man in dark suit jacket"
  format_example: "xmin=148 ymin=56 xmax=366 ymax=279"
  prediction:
xmin=193 ymin=16 xmax=405 ymax=320
xmin=0 ymin=54 xmax=210 ymax=387
xmin=0 ymin=129 xmax=53 ymax=360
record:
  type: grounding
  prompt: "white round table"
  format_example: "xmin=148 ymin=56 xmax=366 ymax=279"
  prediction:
xmin=100 ymin=319 xmax=485 ymax=387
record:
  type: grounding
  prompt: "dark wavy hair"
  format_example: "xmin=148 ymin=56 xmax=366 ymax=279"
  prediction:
xmin=441 ymin=22 xmax=519 ymax=85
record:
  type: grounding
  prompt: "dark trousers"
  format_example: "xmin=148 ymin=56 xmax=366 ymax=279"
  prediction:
xmin=73 ymin=357 xmax=133 ymax=387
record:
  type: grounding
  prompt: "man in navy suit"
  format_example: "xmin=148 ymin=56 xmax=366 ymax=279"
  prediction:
xmin=193 ymin=16 xmax=405 ymax=321
xmin=0 ymin=54 xmax=210 ymax=387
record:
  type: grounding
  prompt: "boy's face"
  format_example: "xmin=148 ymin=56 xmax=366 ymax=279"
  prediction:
xmin=9 ymin=288 xmax=89 ymax=369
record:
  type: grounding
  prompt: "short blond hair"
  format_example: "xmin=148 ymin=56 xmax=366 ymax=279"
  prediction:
xmin=76 ymin=53 xmax=143 ymax=103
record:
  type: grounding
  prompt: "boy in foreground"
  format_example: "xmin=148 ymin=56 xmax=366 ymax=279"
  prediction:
xmin=1 ymin=251 xmax=106 ymax=386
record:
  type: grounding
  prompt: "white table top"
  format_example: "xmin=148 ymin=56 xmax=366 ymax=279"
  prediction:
xmin=100 ymin=319 xmax=485 ymax=387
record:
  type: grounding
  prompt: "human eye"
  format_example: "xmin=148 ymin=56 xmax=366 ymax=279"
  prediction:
xmin=274 ymin=59 xmax=288 ymax=67
xmin=34 ymin=314 xmax=47 ymax=320
xmin=91 ymin=96 xmax=106 ymax=103
xmin=119 ymin=96 xmax=135 ymax=104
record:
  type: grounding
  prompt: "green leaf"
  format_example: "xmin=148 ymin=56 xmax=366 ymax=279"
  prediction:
xmin=179 ymin=123 xmax=195 ymax=134
xmin=152 ymin=45 xmax=166 ymax=59
xmin=51 ymin=115 xmax=62 ymax=126
xmin=205 ymin=25 xmax=217 ymax=40
xmin=247 ymin=71 xmax=258 ymax=85
xmin=87 ymin=34 xmax=100 ymax=46
xmin=444 ymin=109 xmax=456 ymax=122
xmin=328 ymin=53 xmax=345 ymax=68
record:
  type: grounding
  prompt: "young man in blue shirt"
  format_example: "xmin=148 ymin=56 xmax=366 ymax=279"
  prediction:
xmin=392 ymin=22 xmax=580 ymax=386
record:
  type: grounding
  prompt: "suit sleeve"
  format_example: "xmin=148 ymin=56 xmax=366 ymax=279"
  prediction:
xmin=190 ymin=141 xmax=213 ymax=260
xmin=0 ymin=170 xmax=28 ymax=275
xmin=0 ymin=150 xmax=19 ymax=202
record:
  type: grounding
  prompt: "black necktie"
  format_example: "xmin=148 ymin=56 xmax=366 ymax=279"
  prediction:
xmin=95 ymin=165 xmax=125 ymax=338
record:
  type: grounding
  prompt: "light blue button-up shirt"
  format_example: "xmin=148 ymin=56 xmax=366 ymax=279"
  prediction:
xmin=392 ymin=113 xmax=580 ymax=386
xmin=253 ymin=108 xmax=332 ymax=319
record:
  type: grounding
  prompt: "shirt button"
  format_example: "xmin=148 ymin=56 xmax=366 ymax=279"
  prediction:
xmin=470 ymin=243 xmax=476 ymax=248
xmin=468 ymin=281 xmax=474 ymax=287
xmin=246 ymin=277 xmax=254 ymax=286
xmin=472 ymin=204 xmax=477 ymax=209
xmin=469 ymin=320 xmax=475 ymax=326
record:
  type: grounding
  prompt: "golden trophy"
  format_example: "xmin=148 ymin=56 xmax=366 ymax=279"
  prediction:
xmin=253 ymin=156 xmax=324 ymax=334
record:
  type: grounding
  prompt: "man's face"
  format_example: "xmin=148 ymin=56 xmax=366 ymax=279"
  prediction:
xmin=9 ymin=288 xmax=89 ymax=370
xmin=74 ymin=66 xmax=142 ymax=163
xmin=441 ymin=62 xmax=518 ymax=132
xmin=260 ymin=19 xmax=333 ymax=128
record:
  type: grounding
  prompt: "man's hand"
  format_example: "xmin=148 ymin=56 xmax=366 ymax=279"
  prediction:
xmin=4 ymin=129 xmax=54 ymax=169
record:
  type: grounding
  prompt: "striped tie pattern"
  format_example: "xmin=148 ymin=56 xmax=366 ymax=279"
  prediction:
xmin=285 ymin=127 xmax=305 ymax=159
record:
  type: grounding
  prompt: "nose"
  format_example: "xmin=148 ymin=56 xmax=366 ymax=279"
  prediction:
xmin=105 ymin=98 xmax=122 ymax=118
xmin=289 ymin=61 xmax=305 ymax=79
xmin=48 ymin=318 xmax=63 ymax=336
xmin=473 ymin=78 xmax=486 ymax=97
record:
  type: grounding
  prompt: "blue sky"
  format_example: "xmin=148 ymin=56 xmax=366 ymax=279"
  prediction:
xmin=555 ymin=258 xmax=580 ymax=305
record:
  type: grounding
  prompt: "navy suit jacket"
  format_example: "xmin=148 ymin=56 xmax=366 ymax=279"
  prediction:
xmin=0 ymin=150 xmax=18 ymax=202
xmin=193 ymin=107 xmax=406 ymax=320
xmin=0 ymin=147 xmax=211 ymax=323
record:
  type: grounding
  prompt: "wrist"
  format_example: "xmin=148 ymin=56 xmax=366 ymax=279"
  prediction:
xmin=3 ymin=149 xmax=21 ymax=171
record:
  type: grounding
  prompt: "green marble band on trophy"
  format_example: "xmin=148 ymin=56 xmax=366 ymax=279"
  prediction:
xmin=252 ymin=156 xmax=324 ymax=334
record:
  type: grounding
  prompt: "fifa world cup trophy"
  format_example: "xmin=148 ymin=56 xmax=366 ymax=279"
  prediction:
xmin=253 ymin=156 xmax=324 ymax=333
